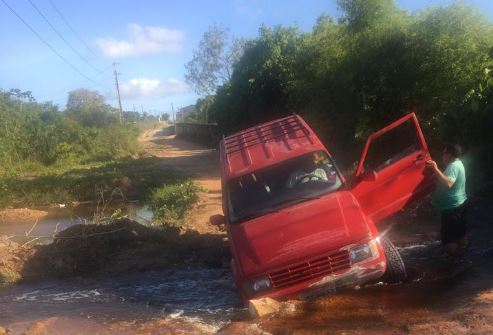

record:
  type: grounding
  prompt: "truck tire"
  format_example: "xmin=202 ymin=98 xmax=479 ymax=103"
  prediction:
xmin=381 ymin=237 xmax=407 ymax=283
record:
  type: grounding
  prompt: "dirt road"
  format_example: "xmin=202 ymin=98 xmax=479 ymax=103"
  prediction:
xmin=139 ymin=127 xmax=223 ymax=234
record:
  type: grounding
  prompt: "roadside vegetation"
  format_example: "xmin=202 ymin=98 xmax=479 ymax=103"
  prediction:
xmin=0 ymin=263 xmax=21 ymax=286
xmin=187 ymin=0 xmax=493 ymax=185
xmin=147 ymin=180 xmax=201 ymax=225
xmin=0 ymin=156 xmax=191 ymax=208
xmin=0 ymin=88 xmax=170 ymax=207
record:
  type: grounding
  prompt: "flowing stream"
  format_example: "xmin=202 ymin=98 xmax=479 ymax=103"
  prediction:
xmin=0 ymin=200 xmax=492 ymax=334
xmin=0 ymin=267 xmax=242 ymax=333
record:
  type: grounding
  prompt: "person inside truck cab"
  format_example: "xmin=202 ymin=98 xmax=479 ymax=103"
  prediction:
xmin=285 ymin=152 xmax=331 ymax=188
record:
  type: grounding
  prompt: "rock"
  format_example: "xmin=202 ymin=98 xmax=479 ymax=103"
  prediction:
xmin=0 ymin=326 xmax=8 ymax=335
xmin=248 ymin=297 xmax=282 ymax=318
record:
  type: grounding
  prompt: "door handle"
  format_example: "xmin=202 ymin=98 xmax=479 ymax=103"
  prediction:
xmin=415 ymin=154 xmax=425 ymax=163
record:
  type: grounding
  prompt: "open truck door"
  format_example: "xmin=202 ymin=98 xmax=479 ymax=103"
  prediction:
xmin=351 ymin=113 xmax=435 ymax=223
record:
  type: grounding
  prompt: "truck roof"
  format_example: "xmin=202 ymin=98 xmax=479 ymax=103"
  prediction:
xmin=219 ymin=114 xmax=326 ymax=181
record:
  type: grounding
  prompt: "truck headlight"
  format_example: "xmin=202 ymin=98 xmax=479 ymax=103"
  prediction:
xmin=349 ymin=239 xmax=379 ymax=264
xmin=251 ymin=276 xmax=271 ymax=292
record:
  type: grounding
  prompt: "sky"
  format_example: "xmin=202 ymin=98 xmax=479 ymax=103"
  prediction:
xmin=1 ymin=0 xmax=493 ymax=115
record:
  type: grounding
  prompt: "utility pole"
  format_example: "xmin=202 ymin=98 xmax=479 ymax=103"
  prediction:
xmin=113 ymin=62 xmax=123 ymax=126
xmin=171 ymin=103 xmax=175 ymax=124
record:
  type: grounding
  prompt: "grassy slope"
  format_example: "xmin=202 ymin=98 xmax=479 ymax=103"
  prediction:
xmin=0 ymin=156 xmax=189 ymax=207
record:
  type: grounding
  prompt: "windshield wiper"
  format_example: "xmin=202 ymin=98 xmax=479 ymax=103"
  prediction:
xmin=272 ymin=195 xmax=321 ymax=209
xmin=233 ymin=196 xmax=322 ymax=224
xmin=234 ymin=207 xmax=280 ymax=224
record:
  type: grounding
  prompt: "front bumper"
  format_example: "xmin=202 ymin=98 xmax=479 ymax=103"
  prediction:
xmin=246 ymin=256 xmax=386 ymax=301
xmin=300 ymin=259 xmax=385 ymax=300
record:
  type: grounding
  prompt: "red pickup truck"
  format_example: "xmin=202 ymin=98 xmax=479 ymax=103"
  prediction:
xmin=213 ymin=113 xmax=434 ymax=302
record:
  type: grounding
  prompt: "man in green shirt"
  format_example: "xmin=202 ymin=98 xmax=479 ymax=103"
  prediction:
xmin=426 ymin=144 xmax=467 ymax=256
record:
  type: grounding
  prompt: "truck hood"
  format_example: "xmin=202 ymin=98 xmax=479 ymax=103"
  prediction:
xmin=229 ymin=191 xmax=371 ymax=277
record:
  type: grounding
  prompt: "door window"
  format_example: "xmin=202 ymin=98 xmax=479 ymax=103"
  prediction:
xmin=362 ymin=118 xmax=421 ymax=173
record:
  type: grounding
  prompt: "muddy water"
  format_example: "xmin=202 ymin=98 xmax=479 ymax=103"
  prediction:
xmin=0 ymin=268 xmax=242 ymax=334
xmin=1 ymin=242 xmax=488 ymax=335
xmin=0 ymin=200 xmax=492 ymax=334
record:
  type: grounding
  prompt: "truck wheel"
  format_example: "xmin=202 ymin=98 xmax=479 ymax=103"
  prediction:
xmin=381 ymin=237 xmax=407 ymax=283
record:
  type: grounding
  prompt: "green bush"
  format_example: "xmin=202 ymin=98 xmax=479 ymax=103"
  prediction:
xmin=148 ymin=180 xmax=201 ymax=224
xmin=0 ymin=89 xmax=144 ymax=177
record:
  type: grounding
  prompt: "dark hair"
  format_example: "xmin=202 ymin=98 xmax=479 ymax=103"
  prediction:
xmin=443 ymin=144 xmax=462 ymax=158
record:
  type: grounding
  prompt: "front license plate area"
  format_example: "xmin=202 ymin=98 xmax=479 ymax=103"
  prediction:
xmin=299 ymin=282 xmax=336 ymax=300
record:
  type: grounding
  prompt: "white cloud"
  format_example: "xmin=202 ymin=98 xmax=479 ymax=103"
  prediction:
xmin=96 ymin=24 xmax=185 ymax=58
xmin=119 ymin=77 xmax=189 ymax=99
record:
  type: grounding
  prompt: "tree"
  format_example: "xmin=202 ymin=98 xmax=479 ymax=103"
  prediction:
xmin=185 ymin=24 xmax=244 ymax=95
xmin=337 ymin=0 xmax=400 ymax=32
xmin=66 ymin=88 xmax=117 ymax=127
xmin=66 ymin=88 xmax=107 ymax=111
xmin=209 ymin=25 xmax=303 ymax=131
xmin=161 ymin=113 xmax=170 ymax=122
xmin=194 ymin=96 xmax=215 ymax=123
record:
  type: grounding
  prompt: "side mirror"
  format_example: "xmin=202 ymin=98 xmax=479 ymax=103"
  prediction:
xmin=210 ymin=214 xmax=226 ymax=226
xmin=360 ymin=169 xmax=378 ymax=182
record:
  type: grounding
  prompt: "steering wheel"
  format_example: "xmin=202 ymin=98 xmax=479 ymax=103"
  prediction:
xmin=294 ymin=173 xmax=323 ymax=185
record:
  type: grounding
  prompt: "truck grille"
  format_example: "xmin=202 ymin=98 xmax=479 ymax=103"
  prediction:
xmin=268 ymin=250 xmax=351 ymax=289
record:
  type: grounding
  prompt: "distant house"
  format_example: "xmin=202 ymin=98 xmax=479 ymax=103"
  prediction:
xmin=176 ymin=105 xmax=196 ymax=122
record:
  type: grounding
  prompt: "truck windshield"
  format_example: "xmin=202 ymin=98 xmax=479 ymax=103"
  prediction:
xmin=227 ymin=151 xmax=342 ymax=223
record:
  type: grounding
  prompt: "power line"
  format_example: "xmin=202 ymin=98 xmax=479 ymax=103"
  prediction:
xmin=0 ymin=0 xmax=103 ymax=87
xmin=27 ymin=0 xmax=102 ymax=74
xmin=47 ymin=0 xmax=100 ymax=58
xmin=70 ymin=65 xmax=117 ymax=94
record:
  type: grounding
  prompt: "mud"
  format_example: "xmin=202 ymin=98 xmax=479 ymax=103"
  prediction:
xmin=0 ymin=209 xmax=48 ymax=226
xmin=15 ymin=218 xmax=225 ymax=281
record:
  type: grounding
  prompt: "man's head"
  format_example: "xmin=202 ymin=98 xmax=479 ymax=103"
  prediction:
xmin=313 ymin=152 xmax=326 ymax=165
xmin=442 ymin=144 xmax=462 ymax=164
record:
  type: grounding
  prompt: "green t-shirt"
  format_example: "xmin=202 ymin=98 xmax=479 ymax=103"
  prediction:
xmin=433 ymin=159 xmax=467 ymax=210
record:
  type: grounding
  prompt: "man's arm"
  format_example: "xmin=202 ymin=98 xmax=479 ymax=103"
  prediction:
xmin=313 ymin=167 xmax=328 ymax=181
xmin=426 ymin=160 xmax=455 ymax=189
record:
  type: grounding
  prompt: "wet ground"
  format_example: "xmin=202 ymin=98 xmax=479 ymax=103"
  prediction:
xmin=0 ymin=199 xmax=490 ymax=334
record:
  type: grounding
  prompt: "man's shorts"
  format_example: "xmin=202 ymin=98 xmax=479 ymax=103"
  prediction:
xmin=441 ymin=202 xmax=467 ymax=245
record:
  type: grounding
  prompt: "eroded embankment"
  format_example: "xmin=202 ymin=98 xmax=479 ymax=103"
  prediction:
xmin=1 ymin=218 xmax=226 ymax=284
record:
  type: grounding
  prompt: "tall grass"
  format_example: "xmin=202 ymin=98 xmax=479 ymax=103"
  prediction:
xmin=0 ymin=263 xmax=21 ymax=286
xmin=148 ymin=180 xmax=201 ymax=225
xmin=0 ymin=89 xmax=161 ymax=207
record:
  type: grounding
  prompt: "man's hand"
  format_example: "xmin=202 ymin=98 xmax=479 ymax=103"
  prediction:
xmin=426 ymin=159 xmax=454 ymax=188
xmin=426 ymin=160 xmax=438 ymax=172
